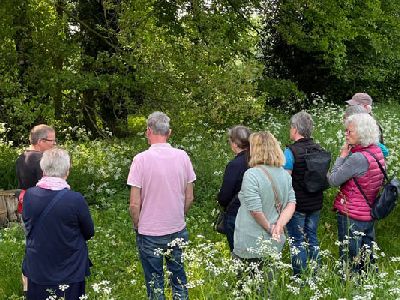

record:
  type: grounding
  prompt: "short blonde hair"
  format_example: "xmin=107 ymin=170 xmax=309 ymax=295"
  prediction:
xmin=248 ymin=132 xmax=284 ymax=167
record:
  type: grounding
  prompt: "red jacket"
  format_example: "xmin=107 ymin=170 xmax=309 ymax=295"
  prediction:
xmin=333 ymin=144 xmax=385 ymax=221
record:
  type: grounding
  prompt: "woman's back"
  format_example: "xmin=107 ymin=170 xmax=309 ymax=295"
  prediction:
xmin=234 ymin=166 xmax=295 ymax=258
xmin=23 ymin=187 xmax=94 ymax=284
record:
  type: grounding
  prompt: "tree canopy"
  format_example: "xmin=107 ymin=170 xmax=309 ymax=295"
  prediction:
xmin=1 ymin=0 xmax=399 ymax=142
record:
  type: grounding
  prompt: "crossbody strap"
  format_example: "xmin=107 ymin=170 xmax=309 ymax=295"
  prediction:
xmin=353 ymin=177 xmax=372 ymax=208
xmin=257 ymin=166 xmax=282 ymax=214
xmin=27 ymin=189 xmax=68 ymax=239
xmin=353 ymin=150 xmax=386 ymax=208
xmin=223 ymin=194 xmax=238 ymax=212
xmin=363 ymin=149 xmax=389 ymax=182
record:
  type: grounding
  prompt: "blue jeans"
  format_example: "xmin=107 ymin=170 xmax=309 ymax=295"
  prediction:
xmin=286 ymin=210 xmax=321 ymax=275
xmin=224 ymin=214 xmax=236 ymax=252
xmin=136 ymin=228 xmax=189 ymax=300
xmin=337 ymin=213 xmax=376 ymax=273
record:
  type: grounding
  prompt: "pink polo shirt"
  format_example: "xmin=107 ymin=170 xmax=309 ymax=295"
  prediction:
xmin=127 ymin=143 xmax=196 ymax=236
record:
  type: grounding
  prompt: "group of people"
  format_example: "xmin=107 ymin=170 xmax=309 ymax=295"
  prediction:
xmin=17 ymin=112 xmax=196 ymax=300
xmin=15 ymin=92 xmax=388 ymax=300
xmin=218 ymin=92 xmax=388 ymax=281
xmin=16 ymin=125 xmax=94 ymax=300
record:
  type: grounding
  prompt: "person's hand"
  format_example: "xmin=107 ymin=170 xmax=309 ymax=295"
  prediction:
xmin=271 ymin=222 xmax=284 ymax=241
xmin=340 ymin=143 xmax=352 ymax=158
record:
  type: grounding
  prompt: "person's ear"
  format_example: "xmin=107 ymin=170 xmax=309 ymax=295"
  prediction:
xmin=64 ymin=170 xmax=70 ymax=180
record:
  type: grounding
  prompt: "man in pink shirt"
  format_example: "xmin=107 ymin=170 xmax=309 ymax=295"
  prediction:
xmin=127 ymin=111 xmax=196 ymax=300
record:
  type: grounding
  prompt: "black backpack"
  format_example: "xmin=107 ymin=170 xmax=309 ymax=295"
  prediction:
xmin=353 ymin=150 xmax=400 ymax=220
xmin=292 ymin=146 xmax=332 ymax=193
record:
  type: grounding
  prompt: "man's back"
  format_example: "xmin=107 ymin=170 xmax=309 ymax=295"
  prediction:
xmin=127 ymin=143 xmax=196 ymax=236
xmin=16 ymin=150 xmax=43 ymax=189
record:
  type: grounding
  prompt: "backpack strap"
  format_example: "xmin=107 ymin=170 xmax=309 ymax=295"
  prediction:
xmin=353 ymin=177 xmax=372 ymax=208
xmin=363 ymin=149 xmax=389 ymax=182
xmin=353 ymin=149 xmax=386 ymax=208
xmin=287 ymin=144 xmax=297 ymax=158
xmin=27 ymin=189 xmax=68 ymax=239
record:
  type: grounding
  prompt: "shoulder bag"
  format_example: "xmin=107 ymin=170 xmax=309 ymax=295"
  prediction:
xmin=353 ymin=150 xmax=399 ymax=220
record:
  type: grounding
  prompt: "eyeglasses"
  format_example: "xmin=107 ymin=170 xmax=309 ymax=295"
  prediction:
xmin=41 ymin=138 xmax=57 ymax=144
xmin=345 ymin=129 xmax=355 ymax=135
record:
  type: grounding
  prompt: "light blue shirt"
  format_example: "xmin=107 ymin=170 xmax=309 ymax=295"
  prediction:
xmin=378 ymin=143 xmax=389 ymax=158
xmin=283 ymin=148 xmax=294 ymax=170
xmin=233 ymin=166 xmax=296 ymax=259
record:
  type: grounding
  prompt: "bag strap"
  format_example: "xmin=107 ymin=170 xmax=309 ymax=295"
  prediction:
xmin=363 ymin=149 xmax=389 ymax=182
xmin=352 ymin=177 xmax=372 ymax=208
xmin=256 ymin=166 xmax=282 ymax=214
xmin=353 ymin=149 xmax=387 ymax=209
xmin=225 ymin=194 xmax=238 ymax=211
xmin=219 ymin=193 xmax=237 ymax=212
xmin=27 ymin=189 xmax=68 ymax=239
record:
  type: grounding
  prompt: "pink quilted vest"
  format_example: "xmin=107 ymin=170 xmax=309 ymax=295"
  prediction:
xmin=333 ymin=144 xmax=385 ymax=221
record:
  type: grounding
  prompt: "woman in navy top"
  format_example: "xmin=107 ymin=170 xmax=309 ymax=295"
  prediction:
xmin=217 ymin=125 xmax=251 ymax=251
xmin=23 ymin=148 xmax=94 ymax=300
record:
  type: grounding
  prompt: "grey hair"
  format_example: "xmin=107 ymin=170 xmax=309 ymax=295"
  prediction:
xmin=40 ymin=148 xmax=71 ymax=178
xmin=30 ymin=124 xmax=55 ymax=145
xmin=344 ymin=105 xmax=368 ymax=120
xmin=345 ymin=113 xmax=379 ymax=147
xmin=228 ymin=125 xmax=251 ymax=149
xmin=290 ymin=111 xmax=313 ymax=138
xmin=147 ymin=111 xmax=170 ymax=135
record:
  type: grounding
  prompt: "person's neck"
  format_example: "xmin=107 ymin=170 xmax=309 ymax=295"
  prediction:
xmin=294 ymin=134 xmax=306 ymax=142
xmin=29 ymin=144 xmax=42 ymax=152
xmin=150 ymin=136 xmax=168 ymax=144
xmin=234 ymin=148 xmax=245 ymax=155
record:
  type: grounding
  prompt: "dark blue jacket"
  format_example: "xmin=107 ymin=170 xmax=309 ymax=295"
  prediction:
xmin=22 ymin=187 xmax=94 ymax=285
xmin=217 ymin=151 xmax=248 ymax=216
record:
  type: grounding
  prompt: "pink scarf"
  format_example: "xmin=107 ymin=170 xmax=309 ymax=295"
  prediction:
xmin=36 ymin=176 xmax=70 ymax=191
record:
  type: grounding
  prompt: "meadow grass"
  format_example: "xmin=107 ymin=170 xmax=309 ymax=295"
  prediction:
xmin=0 ymin=102 xmax=400 ymax=299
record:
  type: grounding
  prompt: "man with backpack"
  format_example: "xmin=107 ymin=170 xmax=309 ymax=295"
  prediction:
xmin=283 ymin=111 xmax=331 ymax=276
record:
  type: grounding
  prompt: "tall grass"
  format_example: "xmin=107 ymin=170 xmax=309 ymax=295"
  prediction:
xmin=0 ymin=102 xmax=399 ymax=299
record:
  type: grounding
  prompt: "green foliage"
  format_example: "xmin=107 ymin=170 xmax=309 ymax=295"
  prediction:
xmin=2 ymin=0 xmax=400 ymax=142
xmin=1 ymin=0 xmax=267 ymax=142
xmin=260 ymin=0 xmax=400 ymax=103
xmin=127 ymin=115 xmax=147 ymax=135
xmin=258 ymin=77 xmax=307 ymax=110
xmin=0 ymin=226 xmax=25 ymax=299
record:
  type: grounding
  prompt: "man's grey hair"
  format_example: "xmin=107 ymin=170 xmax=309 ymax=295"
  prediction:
xmin=40 ymin=148 xmax=71 ymax=178
xmin=345 ymin=113 xmax=379 ymax=147
xmin=147 ymin=111 xmax=170 ymax=135
xmin=290 ymin=111 xmax=313 ymax=138
xmin=344 ymin=105 xmax=368 ymax=120
xmin=30 ymin=124 xmax=55 ymax=145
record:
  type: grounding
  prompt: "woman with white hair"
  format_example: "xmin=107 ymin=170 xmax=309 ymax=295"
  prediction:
xmin=22 ymin=148 xmax=94 ymax=299
xmin=328 ymin=113 xmax=385 ymax=273
xmin=343 ymin=105 xmax=389 ymax=157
